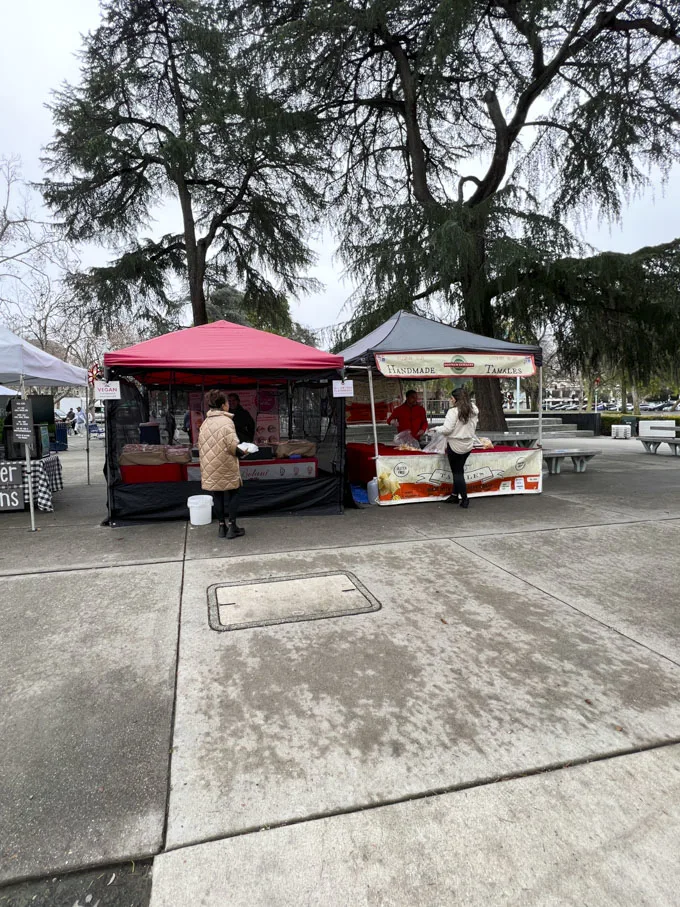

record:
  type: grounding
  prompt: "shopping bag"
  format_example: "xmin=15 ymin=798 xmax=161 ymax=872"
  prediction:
xmin=393 ymin=430 xmax=420 ymax=450
xmin=422 ymin=432 xmax=447 ymax=454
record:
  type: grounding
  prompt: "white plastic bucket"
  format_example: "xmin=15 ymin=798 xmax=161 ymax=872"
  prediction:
xmin=187 ymin=494 xmax=213 ymax=526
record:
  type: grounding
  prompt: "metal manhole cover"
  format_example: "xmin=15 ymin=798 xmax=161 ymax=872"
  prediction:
xmin=207 ymin=571 xmax=380 ymax=632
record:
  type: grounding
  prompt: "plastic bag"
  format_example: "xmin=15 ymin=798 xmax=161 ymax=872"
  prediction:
xmin=393 ymin=430 xmax=420 ymax=450
xmin=422 ymin=432 xmax=448 ymax=454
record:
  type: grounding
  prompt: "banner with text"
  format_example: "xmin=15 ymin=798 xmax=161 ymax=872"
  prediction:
xmin=374 ymin=352 xmax=536 ymax=378
xmin=375 ymin=448 xmax=542 ymax=504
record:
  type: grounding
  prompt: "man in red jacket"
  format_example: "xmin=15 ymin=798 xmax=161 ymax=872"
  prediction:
xmin=387 ymin=389 xmax=429 ymax=439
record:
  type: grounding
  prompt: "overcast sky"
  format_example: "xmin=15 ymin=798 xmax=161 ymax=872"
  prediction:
xmin=2 ymin=0 xmax=678 ymax=333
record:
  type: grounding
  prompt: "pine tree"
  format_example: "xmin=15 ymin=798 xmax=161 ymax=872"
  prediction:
xmin=246 ymin=0 xmax=680 ymax=429
xmin=42 ymin=0 xmax=325 ymax=330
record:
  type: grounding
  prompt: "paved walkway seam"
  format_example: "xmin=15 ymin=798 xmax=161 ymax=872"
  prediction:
xmin=453 ymin=538 xmax=680 ymax=670
xmin=179 ymin=515 xmax=680 ymax=570
xmin=161 ymin=523 xmax=189 ymax=851
xmin=160 ymin=737 xmax=680 ymax=856
xmin=1 ymin=556 xmax=185 ymax=578
xmin=4 ymin=517 xmax=679 ymax=579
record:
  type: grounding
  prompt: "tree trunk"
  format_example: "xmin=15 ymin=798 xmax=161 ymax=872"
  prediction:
xmin=632 ymin=381 xmax=640 ymax=415
xmin=529 ymin=383 xmax=539 ymax=411
xmin=620 ymin=372 xmax=627 ymax=414
xmin=177 ymin=179 xmax=208 ymax=325
xmin=187 ymin=256 xmax=207 ymax=326
xmin=585 ymin=375 xmax=594 ymax=413
xmin=461 ymin=217 xmax=507 ymax=431
xmin=472 ymin=376 xmax=506 ymax=430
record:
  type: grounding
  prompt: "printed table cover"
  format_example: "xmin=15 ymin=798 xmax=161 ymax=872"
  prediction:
xmin=0 ymin=454 xmax=64 ymax=512
xmin=374 ymin=447 xmax=542 ymax=504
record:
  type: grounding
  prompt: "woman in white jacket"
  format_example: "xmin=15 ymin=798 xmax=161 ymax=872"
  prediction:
xmin=438 ymin=387 xmax=479 ymax=508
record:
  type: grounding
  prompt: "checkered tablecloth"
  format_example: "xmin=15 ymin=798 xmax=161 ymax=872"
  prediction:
xmin=0 ymin=455 xmax=64 ymax=512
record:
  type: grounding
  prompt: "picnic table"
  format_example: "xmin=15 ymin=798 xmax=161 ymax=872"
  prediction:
xmin=543 ymin=449 xmax=601 ymax=474
xmin=637 ymin=439 xmax=680 ymax=457
xmin=637 ymin=420 xmax=680 ymax=456
xmin=484 ymin=431 xmax=540 ymax=448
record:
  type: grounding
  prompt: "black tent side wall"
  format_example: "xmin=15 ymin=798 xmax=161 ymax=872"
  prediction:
xmin=110 ymin=476 xmax=342 ymax=523
xmin=103 ymin=368 xmax=345 ymax=524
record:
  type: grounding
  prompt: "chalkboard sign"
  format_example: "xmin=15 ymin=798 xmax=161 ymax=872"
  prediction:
xmin=0 ymin=462 xmax=23 ymax=511
xmin=0 ymin=485 xmax=23 ymax=511
xmin=0 ymin=464 xmax=22 ymax=485
xmin=11 ymin=398 xmax=34 ymax=448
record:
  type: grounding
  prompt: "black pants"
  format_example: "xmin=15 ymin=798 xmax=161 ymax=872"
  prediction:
xmin=212 ymin=488 xmax=241 ymax=523
xmin=446 ymin=448 xmax=470 ymax=501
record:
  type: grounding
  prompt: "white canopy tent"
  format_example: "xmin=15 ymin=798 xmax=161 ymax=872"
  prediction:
xmin=0 ymin=326 xmax=88 ymax=387
xmin=0 ymin=384 xmax=19 ymax=396
xmin=1 ymin=327 xmax=92 ymax=504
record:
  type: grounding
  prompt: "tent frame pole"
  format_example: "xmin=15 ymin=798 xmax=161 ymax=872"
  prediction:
xmin=345 ymin=362 xmax=381 ymax=467
xmin=538 ymin=366 xmax=543 ymax=446
xmin=19 ymin=377 xmax=36 ymax=532
xmin=86 ymin=381 xmax=91 ymax=486
xmin=367 ymin=366 xmax=379 ymax=462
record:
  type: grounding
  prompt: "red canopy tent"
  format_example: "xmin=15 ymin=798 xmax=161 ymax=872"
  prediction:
xmin=102 ymin=321 xmax=345 ymax=524
xmin=104 ymin=320 xmax=343 ymax=382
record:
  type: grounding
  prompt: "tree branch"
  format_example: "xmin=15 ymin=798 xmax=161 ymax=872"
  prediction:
xmin=605 ymin=16 xmax=680 ymax=46
xmin=382 ymin=32 xmax=438 ymax=208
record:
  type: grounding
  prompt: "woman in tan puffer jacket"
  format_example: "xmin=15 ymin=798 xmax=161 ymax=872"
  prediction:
xmin=198 ymin=389 xmax=246 ymax=539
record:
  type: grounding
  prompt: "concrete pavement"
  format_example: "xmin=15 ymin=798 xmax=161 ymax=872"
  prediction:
xmin=150 ymin=745 xmax=680 ymax=907
xmin=0 ymin=562 xmax=182 ymax=882
xmin=167 ymin=535 xmax=679 ymax=849
xmin=0 ymin=434 xmax=679 ymax=903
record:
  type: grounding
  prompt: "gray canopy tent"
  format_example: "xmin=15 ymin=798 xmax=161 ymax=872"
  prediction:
xmin=339 ymin=310 xmax=544 ymax=458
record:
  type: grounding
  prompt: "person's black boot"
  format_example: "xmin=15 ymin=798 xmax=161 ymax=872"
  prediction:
xmin=227 ymin=521 xmax=245 ymax=539
xmin=218 ymin=522 xmax=227 ymax=538
xmin=460 ymin=498 xmax=470 ymax=509
xmin=445 ymin=494 xmax=460 ymax=504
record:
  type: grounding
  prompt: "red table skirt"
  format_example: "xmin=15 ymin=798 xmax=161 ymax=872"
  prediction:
xmin=120 ymin=458 xmax=318 ymax=484
xmin=120 ymin=464 xmax=186 ymax=483
xmin=346 ymin=442 xmax=530 ymax=486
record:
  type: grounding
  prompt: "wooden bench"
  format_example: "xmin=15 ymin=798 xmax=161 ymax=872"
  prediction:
xmin=637 ymin=438 xmax=680 ymax=457
xmin=543 ymin=448 xmax=602 ymax=474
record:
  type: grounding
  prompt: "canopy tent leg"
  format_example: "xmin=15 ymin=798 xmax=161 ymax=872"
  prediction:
xmin=18 ymin=378 xmax=36 ymax=532
xmin=538 ymin=366 xmax=543 ymax=446
xmin=86 ymin=381 xmax=91 ymax=486
xmin=367 ymin=367 xmax=380 ymax=463
xmin=516 ymin=376 xmax=520 ymax=414
xmin=103 ymin=366 xmax=115 ymax=525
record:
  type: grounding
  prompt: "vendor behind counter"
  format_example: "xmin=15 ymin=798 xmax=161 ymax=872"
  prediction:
xmin=228 ymin=393 xmax=256 ymax=443
xmin=387 ymin=389 xmax=428 ymax=440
